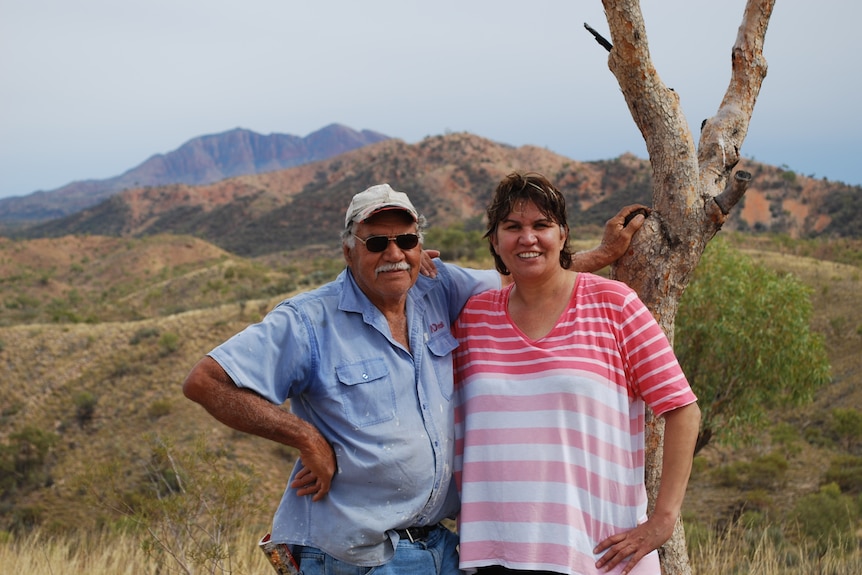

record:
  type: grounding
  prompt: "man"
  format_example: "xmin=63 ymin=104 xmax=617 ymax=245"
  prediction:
xmin=183 ymin=183 xmax=646 ymax=575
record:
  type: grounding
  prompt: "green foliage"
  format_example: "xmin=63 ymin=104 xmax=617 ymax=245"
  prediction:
xmin=824 ymin=455 xmax=862 ymax=494
xmin=129 ymin=326 xmax=160 ymax=345
xmin=73 ymin=391 xmax=98 ymax=427
xmin=789 ymin=483 xmax=858 ymax=555
xmin=157 ymin=332 xmax=180 ymax=355
xmin=829 ymin=408 xmax=862 ymax=453
xmin=770 ymin=422 xmax=803 ymax=458
xmin=423 ymin=223 xmax=486 ymax=262
xmin=82 ymin=433 xmax=263 ymax=574
xmin=821 ymin=186 xmax=862 ymax=237
xmin=147 ymin=399 xmax=172 ymax=420
xmin=711 ymin=452 xmax=788 ymax=490
xmin=0 ymin=426 xmax=58 ymax=499
xmin=676 ymin=238 xmax=832 ymax=452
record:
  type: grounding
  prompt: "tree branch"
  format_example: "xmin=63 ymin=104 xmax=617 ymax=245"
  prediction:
xmin=584 ymin=22 xmax=612 ymax=52
xmin=714 ymin=170 xmax=752 ymax=216
xmin=699 ymin=0 xmax=774 ymax=188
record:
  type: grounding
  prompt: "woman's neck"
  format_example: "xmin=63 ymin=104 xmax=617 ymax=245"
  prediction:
xmin=508 ymin=269 xmax=577 ymax=340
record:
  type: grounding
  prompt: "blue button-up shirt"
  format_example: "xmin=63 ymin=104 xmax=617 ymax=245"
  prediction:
xmin=209 ymin=261 xmax=498 ymax=566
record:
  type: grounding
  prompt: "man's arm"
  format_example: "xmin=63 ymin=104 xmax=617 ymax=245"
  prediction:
xmin=571 ymin=204 xmax=649 ymax=272
xmin=183 ymin=356 xmax=337 ymax=500
xmin=420 ymin=204 xmax=648 ymax=279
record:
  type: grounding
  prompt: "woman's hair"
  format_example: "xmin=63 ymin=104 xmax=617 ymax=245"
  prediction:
xmin=484 ymin=172 xmax=572 ymax=275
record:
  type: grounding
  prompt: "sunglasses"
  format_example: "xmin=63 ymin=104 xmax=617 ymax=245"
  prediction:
xmin=353 ymin=233 xmax=420 ymax=253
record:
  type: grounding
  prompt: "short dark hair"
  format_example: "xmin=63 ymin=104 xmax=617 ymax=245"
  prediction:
xmin=484 ymin=172 xmax=573 ymax=275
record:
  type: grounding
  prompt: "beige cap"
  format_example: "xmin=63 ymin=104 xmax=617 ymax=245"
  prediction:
xmin=344 ymin=184 xmax=418 ymax=228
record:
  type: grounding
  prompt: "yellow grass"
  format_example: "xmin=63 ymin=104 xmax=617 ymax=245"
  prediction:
xmin=688 ymin=522 xmax=862 ymax=575
xmin=0 ymin=528 xmax=273 ymax=575
xmin=2 ymin=525 xmax=860 ymax=575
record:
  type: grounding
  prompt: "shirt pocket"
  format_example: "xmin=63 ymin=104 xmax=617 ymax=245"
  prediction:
xmin=335 ymin=358 xmax=396 ymax=428
xmin=426 ymin=331 xmax=459 ymax=401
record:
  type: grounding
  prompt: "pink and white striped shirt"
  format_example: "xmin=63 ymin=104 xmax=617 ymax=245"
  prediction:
xmin=452 ymin=273 xmax=696 ymax=575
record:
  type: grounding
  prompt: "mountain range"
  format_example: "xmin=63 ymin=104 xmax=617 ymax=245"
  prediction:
xmin=2 ymin=125 xmax=861 ymax=251
xmin=0 ymin=123 xmax=390 ymax=224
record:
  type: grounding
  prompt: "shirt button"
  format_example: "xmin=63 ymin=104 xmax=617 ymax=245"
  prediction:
xmin=362 ymin=373 xmax=368 ymax=379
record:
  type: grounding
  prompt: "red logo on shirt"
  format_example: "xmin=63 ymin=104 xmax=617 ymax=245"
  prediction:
xmin=429 ymin=321 xmax=444 ymax=333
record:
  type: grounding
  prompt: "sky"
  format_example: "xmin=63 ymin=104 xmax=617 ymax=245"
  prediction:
xmin=1 ymin=0 xmax=860 ymax=200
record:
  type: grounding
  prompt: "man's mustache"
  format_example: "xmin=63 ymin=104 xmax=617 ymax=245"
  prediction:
xmin=375 ymin=262 xmax=411 ymax=276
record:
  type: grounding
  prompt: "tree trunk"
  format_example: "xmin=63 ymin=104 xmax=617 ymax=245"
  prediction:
xmin=598 ymin=1 xmax=775 ymax=573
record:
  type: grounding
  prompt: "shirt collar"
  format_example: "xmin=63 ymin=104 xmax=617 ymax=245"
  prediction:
xmin=338 ymin=267 xmax=435 ymax=316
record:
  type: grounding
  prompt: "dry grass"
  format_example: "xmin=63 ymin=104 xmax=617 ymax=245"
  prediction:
xmin=688 ymin=521 xmax=862 ymax=575
xmin=2 ymin=525 xmax=860 ymax=575
xmin=0 ymin=528 xmax=272 ymax=575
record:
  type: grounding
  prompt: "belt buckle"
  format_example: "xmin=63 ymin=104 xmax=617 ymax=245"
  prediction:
xmin=405 ymin=527 xmax=417 ymax=543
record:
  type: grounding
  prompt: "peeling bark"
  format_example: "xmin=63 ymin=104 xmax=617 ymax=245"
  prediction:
xmin=596 ymin=1 xmax=775 ymax=573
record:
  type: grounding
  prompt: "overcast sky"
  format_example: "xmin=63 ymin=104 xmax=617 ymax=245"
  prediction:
xmin=1 ymin=0 xmax=859 ymax=200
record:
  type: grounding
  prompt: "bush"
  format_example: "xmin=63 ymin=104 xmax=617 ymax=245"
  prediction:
xmin=147 ymin=399 xmax=172 ymax=420
xmin=82 ymin=433 xmax=263 ymax=574
xmin=830 ymin=408 xmax=862 ymax=453
xmin=73 ymin=391 xmax=98 ymax=427
xmin=2 ymin=427 xmax=58 ymax=496
xmin=157 ymin=332 xmax=179 ymax=355
xmin=824 ymin=455 xmax=862 ymax=494
xmin=711 ymin=452 xmax=788 ymax=490
xmin=789 ymin=483 xmax=858 ymax=555
xmin=129 ymin=326 xmax=160 ymax=345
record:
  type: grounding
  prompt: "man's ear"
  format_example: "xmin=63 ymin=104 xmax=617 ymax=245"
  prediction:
xmin=343 ymin=244 xmax=352 ymax=267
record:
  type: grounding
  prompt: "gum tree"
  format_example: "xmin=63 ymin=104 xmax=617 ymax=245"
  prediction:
xmin=593 ymin=1 xmax=776 ymax=573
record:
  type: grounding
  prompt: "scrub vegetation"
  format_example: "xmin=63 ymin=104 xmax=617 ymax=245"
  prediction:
xmin=0 ymin=230 xmax=860 ymax=574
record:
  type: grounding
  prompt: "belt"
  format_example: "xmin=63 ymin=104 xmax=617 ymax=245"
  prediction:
xmin=395 ymin=524 xmax=437 ymax=542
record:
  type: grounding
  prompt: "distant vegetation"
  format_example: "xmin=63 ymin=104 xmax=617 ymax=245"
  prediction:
xmin=0 ymin=226 xmax=860 ymax=573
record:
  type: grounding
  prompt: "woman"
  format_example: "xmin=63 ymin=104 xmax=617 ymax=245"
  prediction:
xmin=452 ymin=173 xmax=700 ymax=575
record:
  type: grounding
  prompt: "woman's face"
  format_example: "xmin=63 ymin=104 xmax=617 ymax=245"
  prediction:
xmin=490 ymin=199 xmax=567 ymax=280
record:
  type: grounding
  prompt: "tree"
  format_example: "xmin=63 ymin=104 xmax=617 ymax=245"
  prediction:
xmin=594 ymin=1 xmax=776 ymax=572
xmin=674 ymin=238 xmax=831 ymax=454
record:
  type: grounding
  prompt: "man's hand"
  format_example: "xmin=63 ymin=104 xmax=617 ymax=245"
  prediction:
xmin=290 ymin=426 xmax=337 ymax=502
xmin=600 ymin=204 xmax=650 ymax=261
xmin=571 ymin=204 xmax=650 ymax=272
xmin=419 ymin=249 xmax=441 ymax=278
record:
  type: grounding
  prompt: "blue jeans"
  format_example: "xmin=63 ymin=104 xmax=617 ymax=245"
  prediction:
xmin=295 ymin=525 xmax=462 ymax=575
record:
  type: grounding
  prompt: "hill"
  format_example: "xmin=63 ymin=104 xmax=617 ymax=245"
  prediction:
xmin=0 ymin=124 xmax=390 ymax=225
xmin=0 ymin=231 xmax=859 ymax=536
xmin=12 ymin=133 xmax=862 ymax=253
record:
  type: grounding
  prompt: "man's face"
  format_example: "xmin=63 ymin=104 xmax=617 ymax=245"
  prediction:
xmin=343 ymin=210 xmax=422 ymax=309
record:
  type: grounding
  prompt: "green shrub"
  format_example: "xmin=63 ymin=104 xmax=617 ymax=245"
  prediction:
xmin=73 ymin=391 xmax=98 ymax=427
xmin=3 ymin=426 xmax=58 ymax=495
xmin=789 ymin=483 xmax=858 ymax=555
xmin=147 ymin=399 xmax=172 ymax=420
xmin=830 ymin=408 xmax=862 ymax=453
xmin=746 ymin=452 xmax=788 ymax=489
xmin=157 ymin=332 xmax=180 ymax=355
xmin=129 ymin=326 xmax=160 ymax=345
xmin=824 ymin=455 xmax=862 ymax=494
xmin=770 ymin=422 xmax=802 ymax=458
xmin=711 ymin=452 xmax=788 ymax=490
xmin=83 ymin=433 xmax=263 ymax=574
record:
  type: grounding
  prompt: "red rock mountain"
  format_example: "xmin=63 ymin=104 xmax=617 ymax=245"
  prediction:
xmin=18 ymin=132 xmax=862 ymax=255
